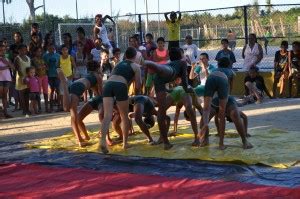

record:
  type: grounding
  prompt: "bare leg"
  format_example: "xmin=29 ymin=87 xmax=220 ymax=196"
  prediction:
xmin=116 ymin=100 xmax=131 ymax=149
xmin=240 ymin=111 xmax=250 ymax=137
xmin=44 ymin=93 xmax=49 ymax=112
xmin=112 ymin=112 xmax=123 ymax=141
xmin=199 ymin=96 xmax=212 ymax=146
xmin=245 ymin=82 xmax=262 ymax=103
xmin=78 ymin=103 xmax=94 ymax=141
xmin=57 ymin=69 xmax=71 ymax=112
xmin=0 ymin=86 xmax=11 ymax=117
xmin=70 ymin=95 xmax=85 ymax=147
xmin=100 ymin=97 xmax=114 ymax=154
xmin=218 ymin=98 xmax=228 ymax=150
xmin=134 ymin=103 xmax=153 ymax=143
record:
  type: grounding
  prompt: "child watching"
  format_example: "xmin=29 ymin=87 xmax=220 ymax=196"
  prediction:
xmin=24 ymin=67 xmax=40 ymax=115
xmin=91 ymin=38 xmax=105 ymax=63
xmin=111 ymin=48 xmax=121 ymax=69
xmin=144 ymin=33 xmax=157 ymax=60
xmin=100 ymin=49 xmax=112 ymax=81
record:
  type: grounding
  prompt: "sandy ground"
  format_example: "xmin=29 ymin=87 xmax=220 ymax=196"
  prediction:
xmin=0 ymin=97 xmax=299 ymax=143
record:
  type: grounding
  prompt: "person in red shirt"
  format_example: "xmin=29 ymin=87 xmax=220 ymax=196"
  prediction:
xmin=75 ymin=27 xmax=95 ymax=57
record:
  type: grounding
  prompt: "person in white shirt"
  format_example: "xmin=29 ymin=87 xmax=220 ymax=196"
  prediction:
xmin=90 ymin=38 xmax=105 ymax=63
xmin=93 ymin=14 xmax=115 ymax=50
xmin=182 ymin=35 xmax=199 ymax=66
xmin=242 ymin=33 xmax=263 ymax=71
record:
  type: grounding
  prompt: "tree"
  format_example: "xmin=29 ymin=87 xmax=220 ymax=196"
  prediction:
xmin=26 ymin=0 xmax=44 ymax=22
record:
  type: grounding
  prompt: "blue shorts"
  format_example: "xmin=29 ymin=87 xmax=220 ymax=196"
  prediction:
xmin=48 ymin=77 xmax=60 ymax=91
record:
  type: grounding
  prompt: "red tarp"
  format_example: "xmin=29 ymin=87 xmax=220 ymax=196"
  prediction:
xmin=0 ymin=163 xmax=299 ymax=198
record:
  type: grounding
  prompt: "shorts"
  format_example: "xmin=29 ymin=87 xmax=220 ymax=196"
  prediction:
xmin=145 ymin=73 xmax=156 ymax=88
xmin=48 ymin=77 xmax=60 ymax=91
xmin=88 ymin=95 xmax=103 ymax=110
xmin=74 ymin=66 xmax=87 ymax=79
xmin=29 ymin=92 xmax=41 ymax=101
xmin=69 ymin=82 xmax=86 ymax=98
xmin=169 ymin=86 xmax=187 ymax=103
xmin=154 ymin=66 xmax=175 ymax=92
xmin=168 ymin=40 xmax=179 ymax=50
xmin=38 ymin=76 xmax=48 ymax=94
xmin=204 ymin=74 xmax=229 ymax=99
xmin=0 ymin=81 xmax=10 ymax=87
xmin=194 ymin=85 xmax=205 ymax=97
xmin=103 ymin=81 xmax=128 ymax=101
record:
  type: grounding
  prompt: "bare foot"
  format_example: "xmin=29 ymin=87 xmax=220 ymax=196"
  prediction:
xmin=83 ymin=136 xmax=90 ymax=141
xmin=199 ymin=140 xmax=209 ymax=147
xmin=123 ymin=143 xmax=131 ymax=150
xmin=156 ymin=137 xmax=163 ymax=145
xmin=100 ymin=145 xmax=109 ymax=154
xmin=164 ymin=143 xmax=173 ymax=150
xmin=168 ymin=131 xmax=178 ymax=137
xmin=243 ymin=141 xmax=253 ymax=149
xmin=191 ymin=139 xmax=200 ymax=147
xmin=106 ymin=137 xmax=114 ymax=146
xmin=219 ymin=145 xmax=227 ymax=150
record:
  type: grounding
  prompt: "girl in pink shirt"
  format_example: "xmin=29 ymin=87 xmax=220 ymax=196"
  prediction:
xmin=0 ymin=44 xmax=14 ymax=118
xmin=24 ymin=67 xmax=40 ymax=115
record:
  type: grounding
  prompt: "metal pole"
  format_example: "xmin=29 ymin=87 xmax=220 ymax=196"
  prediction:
xmin=43 ymin=0 xmax=46 ymax=32
xmin=76 ymin=0 xmax=78 ymax=22
xmin=145 ymin=0 xmax=148 ymax=33
xmin=2 ymin=0 xmax=5 ymax=24
xmin=110 ymin=0 xmax=112 ymax=16
xmin=243 ymin=6 xmax=248 ymax=44
xmin=178 ymin=0 xmax=180 ymax=11
xmin=158 ymin=0 xmax=160 ymax=35
xmin=138 ymin=14 xmax=142 ymax=43
xmin=134 ymin=0 xmax=137 ymax=33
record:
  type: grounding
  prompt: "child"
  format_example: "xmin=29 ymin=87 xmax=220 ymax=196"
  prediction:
xmin=28 ymin=32 xmax=42 ymax=58
xmin=24 ymin=67 xmax=40 ymax=115
xmin=91 ymin=38 xmax=105 ymax=63
xmin=146 ymin=37 xmax=169 ymax=95
xmin=273 ymin=41 xmax=289 ymax=98
xmin=144 ymin=33 xmax=157 ymax=60
xmin=43 ymin=44 xmax=60 ymax=112
xmin=100 ymin=49 xmax=112 ymax=81
xmin=215 ymin=39 xmax=236 ymax=93
xmin=74 ymin=41 xmax=87 ymax=80
xmin=15 ymin=44 xmax=31 ymax=115
xmin=0 ymin=44 xmax=14 ymax=118
xmin=288 ymin=41 xmax=300 ymax=98
xmin=32 ymin=47 xmax=49 ymax=112
xmin=110 ymin=48 xmax=121 ymax=69
xmin=164 ymin=11 xmax=182 ymax=49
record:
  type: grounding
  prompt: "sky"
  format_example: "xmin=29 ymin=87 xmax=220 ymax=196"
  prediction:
xmin=1 ymin=0 xmax=299 ymax=23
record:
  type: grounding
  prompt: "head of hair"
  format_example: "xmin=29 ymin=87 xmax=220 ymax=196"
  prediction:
xmin=185 ymin=35 xmax=192 ymax=40
xmin=26 ymin=66 xmax=35 ymax=74
xmin=228 ymin=29 xmax=232 ymax=33
xmin=61 ymin=44 xmax=69 ymax=50
xmin=218 ymin=57 xmax=230 ymax=68
xmin=18 ymin=44 xmax=27 ymax=50
xmin=249 ymin=65 xmax=259 ymax=72
xmin=281 ymin=40 xmax=288 ymax=48
xmin=95 ymin=14 xmax=102 ymax=19
xmin=292 ymin=41 xmax=300 ymax=48
xmin=249 ymin=33 xmax=258 ymax=43
xmin=31 ymin=23 xmax=39 ymax=28
xmin=31 ymin=32 xmax=39 ymax=39
xmin=200 ymin=52 xmax=209 ymax=59
xmin=221 ymin=38 xmax=229 ymax=44
xmin=143 ymin=115 xmax=155 ymax=129
xmin=101 ymin=49 xmax=109 ymax=55
xmin=157 ymin=37 xmax=165 ymax=43
xmin=94 ymin=37 xmax=102 ymax=43
xmin=145 ymin=33 xmax=153 ymax=39
xmin=113 ymin=48 xmax=121 ymax=54
xmin=125 ymin=47 xmax=137 ymax=59
xmin=76 ymin=27 xmax=85 ymax=36
xmin=33 ymin=46 xmax=42 ymax=53
xmin=63 ymin=32 xmax=72 ymax=43
xmin=13 ymin=31 xmax=24 ymax=43
xmin=169 ymin=47 xmax=182 ymax=61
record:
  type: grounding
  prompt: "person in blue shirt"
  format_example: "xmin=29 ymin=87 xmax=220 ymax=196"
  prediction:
xmin=215 ymin=39 xmax=236 ymax=93
xmin=43 ymin=44 xmax=61 ymax=112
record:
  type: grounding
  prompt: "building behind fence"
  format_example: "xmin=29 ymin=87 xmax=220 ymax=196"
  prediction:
xmin=1 ymin=4 xmax=300 ymax=69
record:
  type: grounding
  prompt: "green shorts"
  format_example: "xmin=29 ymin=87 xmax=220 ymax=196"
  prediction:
xmin=204 ymin=74 xmax=229 ymax=99
xmin=69 ymin=82 xmax=86 ymax=98
xmin=103 ymin=81 xmax=128 ymax=101
xmin=169 ymin=86 xmax=187 ymax=103
xmin=194 ymin=85 xmax=205 ymax=97
xmin=145 ymin=73 xmax=156 ymax=88
xmin=88 ymin=96 xmax=103 ymax=110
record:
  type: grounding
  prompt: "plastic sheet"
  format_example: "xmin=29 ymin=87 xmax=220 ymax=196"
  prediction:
xmin=28 ymin=126 xmax=300 ymax=169
xmin=0 ymin=163 xmax=299 ymax=198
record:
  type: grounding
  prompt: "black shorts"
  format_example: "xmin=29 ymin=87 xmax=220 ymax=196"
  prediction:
xmin=29 ymin=92 xmax=41 ymax=101
xmin=88 ymin=96 xmax=103 ymax=110
xmin=48 ymin=77 xmax=60 ymax=91
xmin=0 ymin=81 xmax=10 ymax=87
xmin=103 ymin=81 xmax=128 ymax=101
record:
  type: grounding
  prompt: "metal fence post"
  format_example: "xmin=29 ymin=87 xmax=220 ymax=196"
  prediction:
xmin=243 ymin=6 xmax=248 ymax=45
xmin=138 ymin=14 xmax=143 ymax=43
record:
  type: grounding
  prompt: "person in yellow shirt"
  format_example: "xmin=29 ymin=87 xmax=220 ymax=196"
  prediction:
xmin=164 ymin=11 xmax=182 ymax=49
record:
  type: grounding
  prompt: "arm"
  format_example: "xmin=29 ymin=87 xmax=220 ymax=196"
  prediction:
xmin=262 ymin=77 xmax=272 ymax=98
xmin=70 ymin=56 xmax=76 ymax=75
xmin=164 ymin=12 xmax=170 ymax=21
xmin=103 ymin=15 xmax=115 ymax=24
xmin=177 ymin=11 xmax=182 ymax=21
xmin=173 ymin=103 xmax=183 ymax=133
xmin=189 ymin=64 xmax=197 ymax=80
xmin=180 ymin=61 xmax=193 ymax=93
xmin=93 ymin=26 xmax=99 ymax=41
xmin=242 ymin=45 xmax=246 ymax=59
xmin=288 ymin=51 xmax=292 ymax=76
xmin=132 ymin=64 xmax=142 ymax=94
xmin=255 ymin=44 xmax=264 ymax=65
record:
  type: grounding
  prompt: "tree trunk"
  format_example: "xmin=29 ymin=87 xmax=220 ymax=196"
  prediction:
xmin=26 ymin=0 xmax=35 ymax=22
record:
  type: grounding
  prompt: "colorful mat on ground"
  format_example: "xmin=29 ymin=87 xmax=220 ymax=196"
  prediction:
xmin=1 ymin=163 xmax=299 ymax=198
xmin=28 ymin=126 xmax=300 ymax=169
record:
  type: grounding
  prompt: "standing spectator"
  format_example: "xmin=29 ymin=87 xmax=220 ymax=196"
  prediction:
xmin=31 ymin=23 xmax=43 ymax=41
xmin=273 ymin=41 xmax=289 ymax=98
xmin=9 ymin=32 xmax=24 ymax=60
xmin=215 ymin=38 xmax=236 ymax=93
xmin=100 ymin=49 xmax=112 ymax=81
xmin=227 ymin=29 xmax=237 ymax=51
xmin=15 ymin=44 xmax=31 ymax=115
xmin=43 ymin=44 xmax=60 ymax=112
xmin=111 ymin=48 xmax=121 ymax=69
xmin=91 ymin=38 xmax=105 ymax=63
xmin=32 ymin=47 xmax=49 ymax=113
xmin=75 ymin=27 xmax=95 ymax=58
xmin=144 ymin=33 xmax=157 ymax=61
xmin=242 ymin=33 xmax=263 ymax=71
xmin=43 ymin=32 xmax=55 ymax=53
xmin=74 ymin=41 xmax=87 ymax=80
xmin=263 ymin=27 xmax=272 ymax=55
xmin=93 ymin=14 xmax=115 ymax=51
xmin=164 ymin=11 xmax=182 ymax=49
xmin=28 ymin=32 xmax=42 ymax=58
xmin=288 ymin=41 xmax=300 ymax=98
xmin=24 ymin=67 xmax=40 ymax=115
xmin=108 ymin=27 xmax=116 ymax=49
xmin=244 ymin=66 xmax=272 ymax=104
xmin=59 ymin=33 xmax=75 ymax=56
xmin=0 ymin=44 xmax=14 ymax=118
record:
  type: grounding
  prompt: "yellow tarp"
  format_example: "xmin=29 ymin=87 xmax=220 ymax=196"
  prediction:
xmin=28 ymin=125 xmax=300 ymax=169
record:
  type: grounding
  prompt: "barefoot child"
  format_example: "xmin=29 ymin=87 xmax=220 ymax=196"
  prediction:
xmin=24 ymin=67 xmax=40 ymax=115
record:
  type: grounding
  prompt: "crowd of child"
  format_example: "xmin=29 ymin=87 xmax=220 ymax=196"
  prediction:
xmin=1 ymin=12 xmax=300 ymax=152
